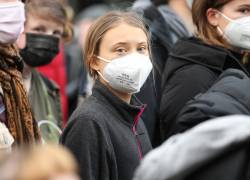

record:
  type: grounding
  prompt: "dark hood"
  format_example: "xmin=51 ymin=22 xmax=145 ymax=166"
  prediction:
xmin=169 ymin=37 xmax=249 ymax=75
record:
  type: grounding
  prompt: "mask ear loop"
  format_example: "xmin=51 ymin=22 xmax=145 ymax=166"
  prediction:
xmin=217 ymin=26 xmax=225 ymax=37
xmin=215 ymin=11 xmax=232 ymax=39
xmin=97 ymin=70 xmax=110 ymax=83
xmin=94 ymin=55 xmax=111 ymax=83
xmin=217 ymin=11 xmax=235 ymax=22
xmin=95 ymin=55 xmax=112 ymax=63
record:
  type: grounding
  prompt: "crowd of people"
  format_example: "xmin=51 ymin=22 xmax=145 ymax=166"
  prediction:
xmin=1 ymin=0 xmax=250 ymax=180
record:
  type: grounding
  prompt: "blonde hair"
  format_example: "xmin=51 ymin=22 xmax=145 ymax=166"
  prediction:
xmin=0 ymin=144 xmax=79 ymax=180
xmin=84 ymin=11 xmax=151 ymax=78
xmin=192 ymin=0 xmax=233 ymax=47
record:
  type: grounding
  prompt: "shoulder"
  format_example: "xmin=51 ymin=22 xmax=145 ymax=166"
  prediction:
xmin=163 ymin=63 xmax=218 ymax=89
xmin=66 ymin=96 xmax=109 ymax=130
xmin=61 ymin=97 xmax=112 ymax=148
xmin=162 ymin=37 xmax=219 ymax=80
xmin=176 ymin=64 xmax=217 ymax=79
xmin=160 ymin=64 xmax=218 ymax=114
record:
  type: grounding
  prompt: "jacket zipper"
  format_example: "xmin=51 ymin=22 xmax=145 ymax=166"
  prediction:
xmin=132 ymin=106 xmax=146 ymax=160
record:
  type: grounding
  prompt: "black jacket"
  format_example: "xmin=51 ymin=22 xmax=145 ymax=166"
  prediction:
xmin=133 ymin=4 xmax=191 ymax=146
xmin=176 ymin=69 xmax=250 ymax=133
xmin=160 ymin=37 xmax=249 ymax=140
xmin=60 ymin=81 xmax=152 ymax=180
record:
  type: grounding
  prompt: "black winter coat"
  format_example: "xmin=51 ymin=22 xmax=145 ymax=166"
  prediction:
xmin=160 ymin=37 xmax=249 ymax=140
xmin=177 ymin=68 xmax=250 ymax=133
xmin=60 ymin=81 xmax=152 ymax=180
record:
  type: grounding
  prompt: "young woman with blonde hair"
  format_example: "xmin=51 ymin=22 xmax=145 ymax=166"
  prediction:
xmin=61 ymin=11 xmax=152 ymax=180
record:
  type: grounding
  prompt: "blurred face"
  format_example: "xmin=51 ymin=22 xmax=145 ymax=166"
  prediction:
xmin=17 ymin=15 xmax=64 ymax=49
xmin=25 ymin=16 xmax=64 ymax=38
xmin=0 ymin=0 xmax=25 ymax=44
xmin=91 ymin=23 xmax=149 ymax=76
xmin=207 ymin=0 xmax=250 ymax=30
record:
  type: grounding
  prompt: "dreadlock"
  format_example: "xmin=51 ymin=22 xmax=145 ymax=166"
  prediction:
xmin=0 ymin=44 xmax=40 ymax=145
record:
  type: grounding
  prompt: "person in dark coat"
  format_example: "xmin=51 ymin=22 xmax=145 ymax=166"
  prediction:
xmin=132 ymin=0 xmax=193 ymax=146
xmin=60 ymin=11 xmax=152 ymax=180
xmin=160 ymin=0 xmax=250 ymax=140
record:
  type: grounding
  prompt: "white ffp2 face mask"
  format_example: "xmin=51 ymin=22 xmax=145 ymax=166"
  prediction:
xmin=0 ymin=1 xmax=25 ymax=44
xmin=97 ymin=53 xmax=153 ymax=94
xmin=217 ymin=12 xmax=250 ymax=50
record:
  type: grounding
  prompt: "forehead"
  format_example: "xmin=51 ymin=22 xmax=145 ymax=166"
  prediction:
xmin=101 ymin=23 xmax=148 ymax=46
xmin=25 ymin=15 xmax=63 ymax=29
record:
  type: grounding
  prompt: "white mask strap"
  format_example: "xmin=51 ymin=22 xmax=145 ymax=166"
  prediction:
xmin=96 ymin=56 xmax=112 ymax=63
xmin=217 ymin=26 xmax=224 ymax=36
xmin=97 ymin=70 xmax=110 ymax=83
xmin=217 ymin=11 xmax=234 ymax=22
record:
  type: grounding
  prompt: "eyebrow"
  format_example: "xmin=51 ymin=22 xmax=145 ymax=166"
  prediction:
xmin=112 ymin=41 xmax=148 ymax=46
xmin=112 ymin=42 xmax=128 ymax=46
xmin=238 ymin=4 xmax=250 ymax=9
xmin=138 ymin=42 xmax=148 ymax=45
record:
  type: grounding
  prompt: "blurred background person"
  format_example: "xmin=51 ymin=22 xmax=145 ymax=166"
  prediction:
xmin=0 ymin=0 xmax=40 ymax=145
xmin=132 ymin=0 xmax=194 ymax=146
xmin=36 ymin=1 xmax=74 ymax=126
xmin=61 ymin=11 xmax=152 ymax=180
xmin=16 ymin=0 xmax=73 ymax=143
xmin=0 ymin=144 xmax=80 ymax=180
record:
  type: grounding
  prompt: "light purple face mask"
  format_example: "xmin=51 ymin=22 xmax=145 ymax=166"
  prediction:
xmin=0 ymin=1 xmax=25 ymax=44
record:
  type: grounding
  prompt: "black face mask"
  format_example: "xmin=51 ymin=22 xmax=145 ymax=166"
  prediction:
xmin=20 ymin=33 xmax=59 ymax=67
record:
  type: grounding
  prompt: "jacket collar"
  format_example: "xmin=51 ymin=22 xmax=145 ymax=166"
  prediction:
xmin=170 ymin=37 xmax=249 ymax=76
xmin=92 ymin=80 xmax=145 ymax=125
xmin=31 ymin=70 xmax=59 ymax=98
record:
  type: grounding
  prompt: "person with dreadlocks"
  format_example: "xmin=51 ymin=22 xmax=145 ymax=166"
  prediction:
xmin=0 ymin=0 xmax=41 ymax=148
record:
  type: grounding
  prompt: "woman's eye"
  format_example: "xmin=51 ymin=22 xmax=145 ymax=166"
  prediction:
xmin=239 ymin=8 xmax=250 ymax=14
xmin=138 ymin=46 xmax=147 ymax=53
xmin=53 ymin=31 xmax=63 ymax=38
xmin=33 ymin=26 xmax=45 ymax=33
xmin=116 ymin=48 xmax=127 ymax=54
